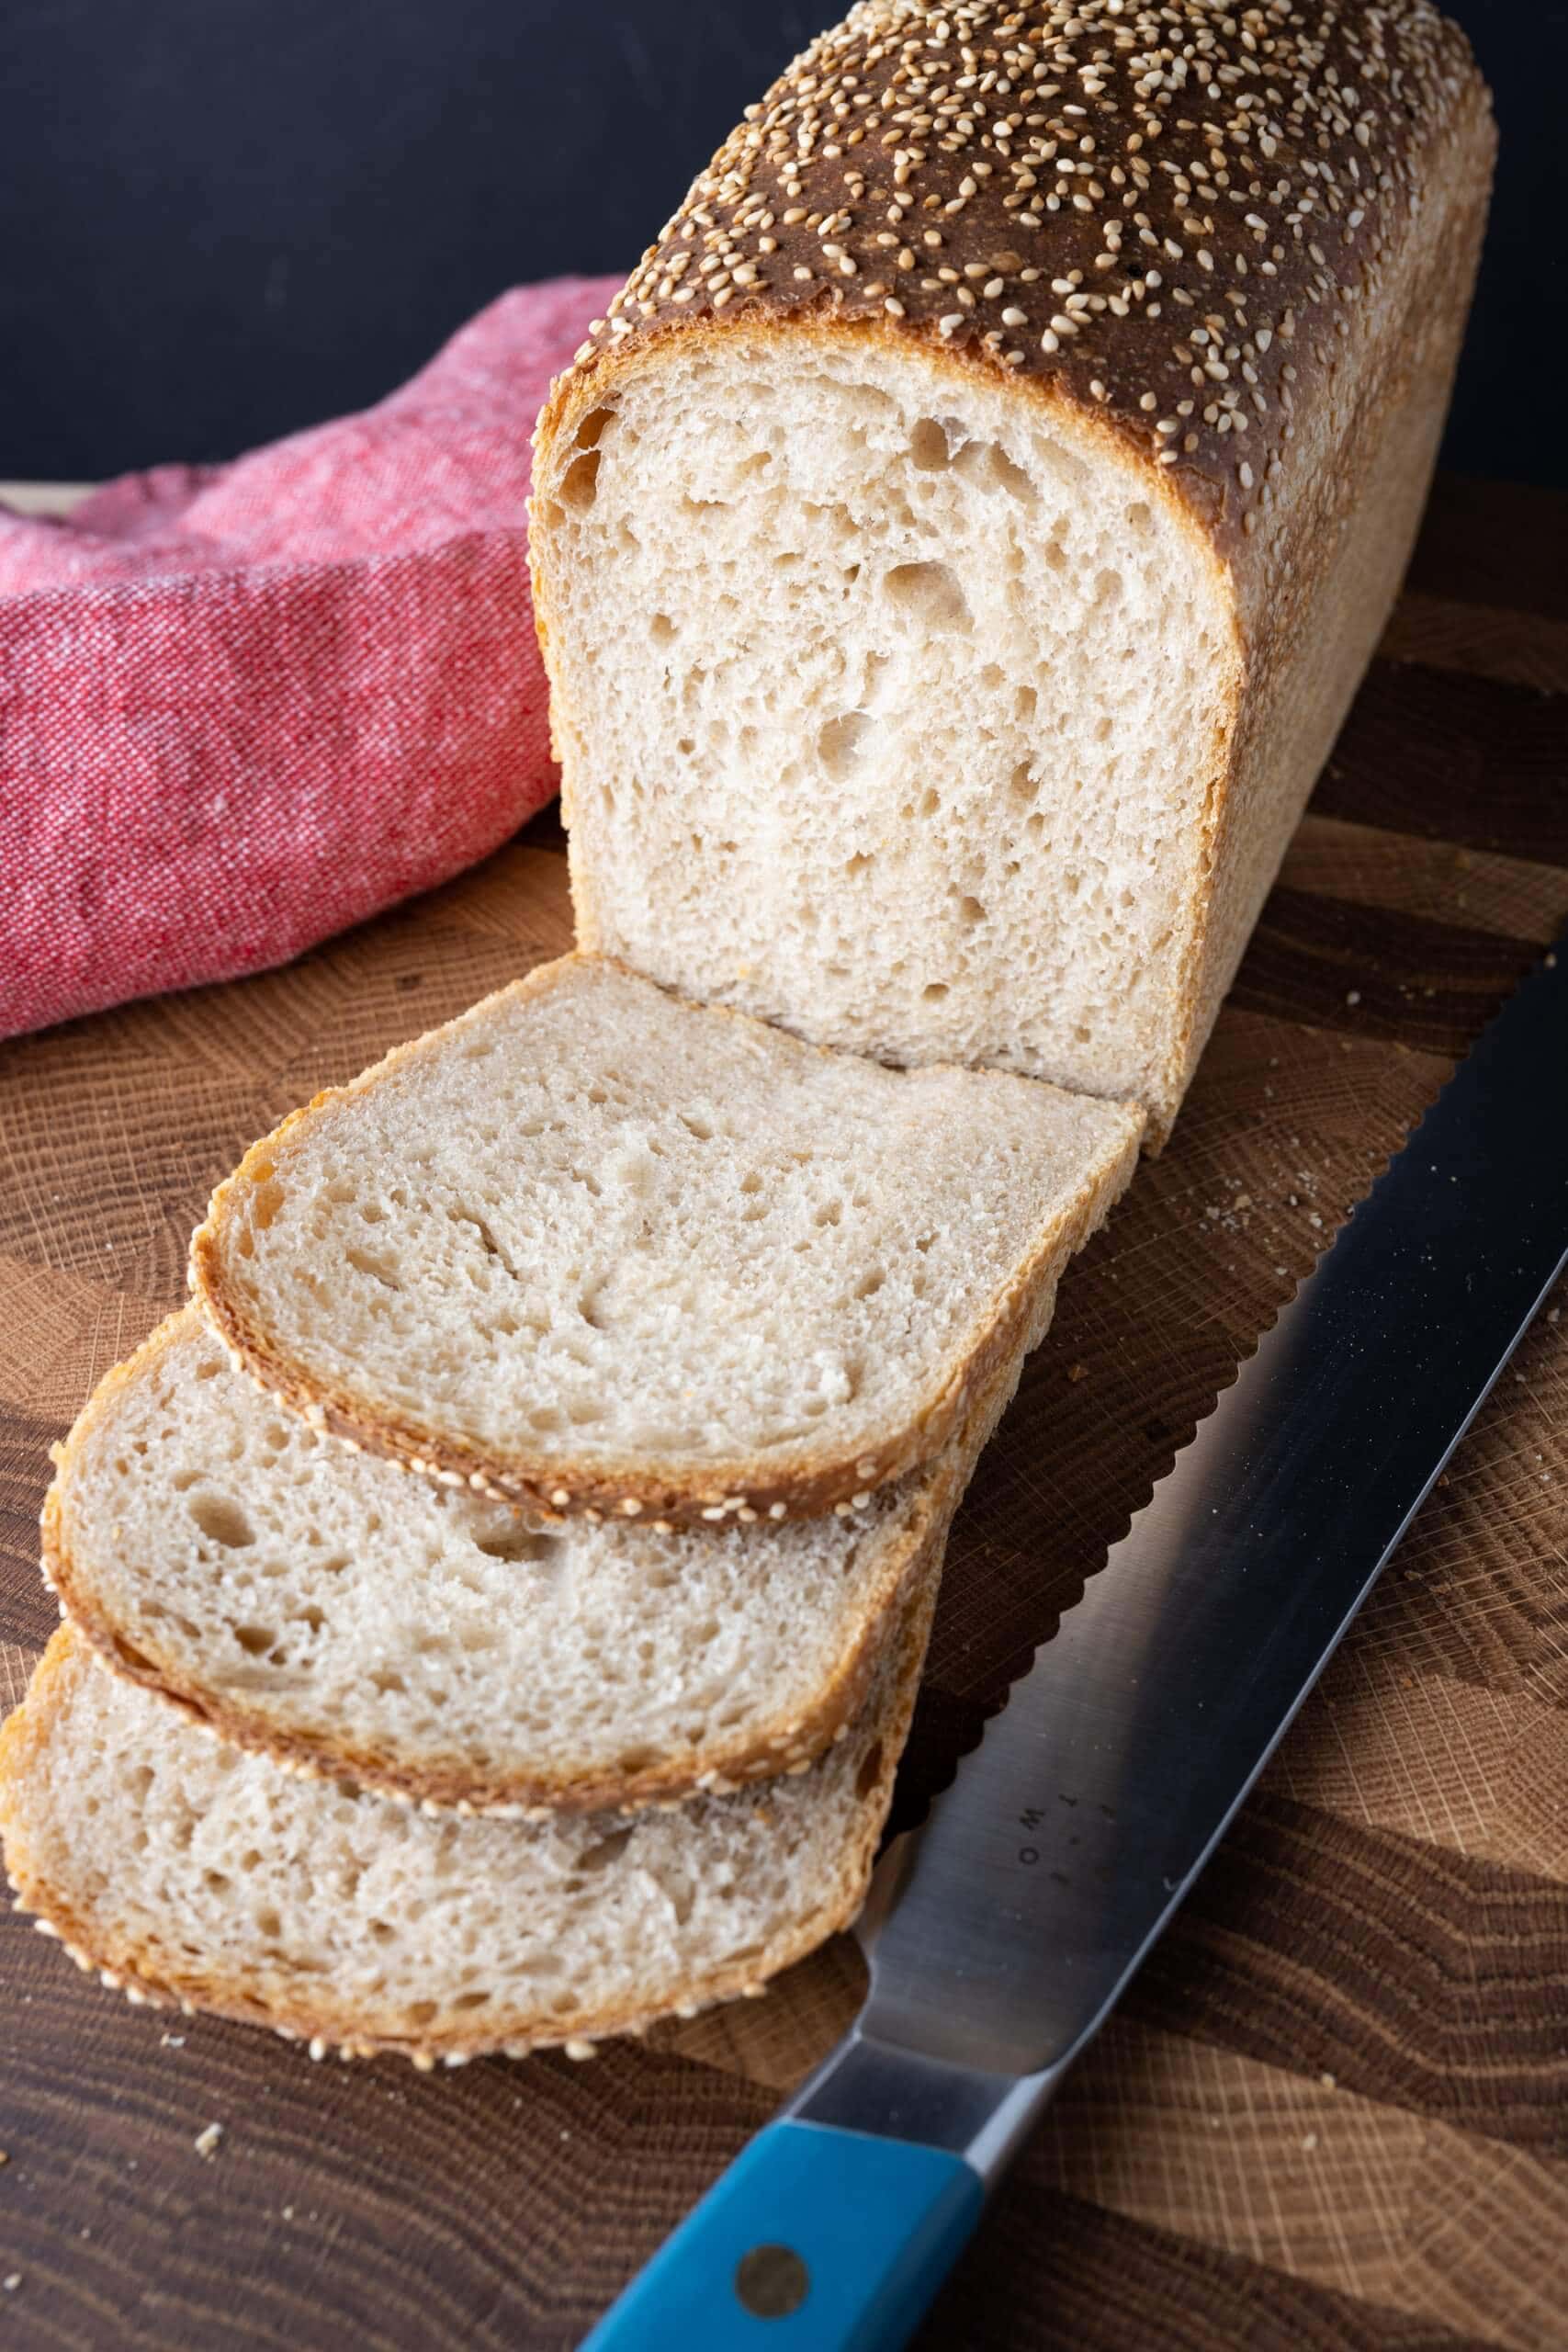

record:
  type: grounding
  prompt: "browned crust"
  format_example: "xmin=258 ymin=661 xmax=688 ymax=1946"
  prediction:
xmin=0 ymin=1564 xmax=939 ymax=2065
xmin=42 ymin=1312 xmax=960 ymax=1815
xmin=190 ymin=949 xmax=1144 ymax=1522
xmin=540 ymin=1 xmax=1489 ymax=570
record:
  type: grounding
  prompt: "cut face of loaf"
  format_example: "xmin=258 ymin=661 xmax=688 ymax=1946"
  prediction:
xmin=0 ymin=1611 xmax=929 ymax=2064
xmin=46 ymin=1307 xmax=977 ymax=1815
xmin=192 ymin=953 xmax=1142 ymax=1521
xmin=544 ymin=341 xmax=1234 ymax=1122
xmin=531 ymin=1 xmax=1493 ymax=1139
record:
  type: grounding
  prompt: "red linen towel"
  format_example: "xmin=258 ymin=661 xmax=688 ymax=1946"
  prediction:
xmin=0 ymin=274 xmax=619 ymax=1039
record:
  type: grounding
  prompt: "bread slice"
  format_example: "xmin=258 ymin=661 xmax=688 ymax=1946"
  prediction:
xmin=0 ymin=1580 xmax=933 ymax=2064
xmin=191 ymin=952 xmax=1141 ymax=1522
xmin=46 ymin=1306 xmax=985 ymax=1815
xmin=529 ymin=5 xmax=1492 ymax=1142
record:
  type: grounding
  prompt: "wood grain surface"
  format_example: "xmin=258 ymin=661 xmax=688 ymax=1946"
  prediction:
xmin=1 ymin=471 xmax=1565 ymax=2350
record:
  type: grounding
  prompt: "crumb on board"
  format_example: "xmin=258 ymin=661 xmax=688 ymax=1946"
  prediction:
xmin=193 ymin=2122 xmax=224 ymax=2160
xmin=1067 ymin=1363 xmax=1089 ymax=1383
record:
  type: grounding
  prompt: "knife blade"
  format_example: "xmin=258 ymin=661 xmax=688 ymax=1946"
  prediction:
xmin=584 ymin=931 xmax=1568 ymax=2352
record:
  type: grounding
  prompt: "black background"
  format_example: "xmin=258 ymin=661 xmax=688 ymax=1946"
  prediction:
xmin=1 ymin=1 xmax=1560 ymax=485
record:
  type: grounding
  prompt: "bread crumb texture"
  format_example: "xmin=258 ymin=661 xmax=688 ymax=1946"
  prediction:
xmin=0 ymin=1624 xmax=917 ymax=2061
xmin=45 ymin=1309 xmax=955 ymax=1812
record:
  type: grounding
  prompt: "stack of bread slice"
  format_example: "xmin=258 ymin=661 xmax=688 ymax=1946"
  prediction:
xmin=1 ymin=955 xmax=1141 ymax=2064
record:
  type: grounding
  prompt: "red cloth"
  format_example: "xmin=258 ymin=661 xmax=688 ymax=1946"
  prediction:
xmin=0 ymin=275 xmax=619 ymax=1038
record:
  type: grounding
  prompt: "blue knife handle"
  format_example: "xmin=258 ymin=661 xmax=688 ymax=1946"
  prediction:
xmin=581 ymin=2116 xmax=984 ymax=2351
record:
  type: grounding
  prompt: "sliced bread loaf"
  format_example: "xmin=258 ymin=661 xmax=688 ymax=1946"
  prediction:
xmin=0 ymin=1596 xmax=931 ymax=2064
xmin=529 ymin=3 xmax=1491 ymax=1141
xmin=191 ymin=952 xmax=1141 ymax=1522
xmin=46 ymin=1306 xmax=979 ymax=1815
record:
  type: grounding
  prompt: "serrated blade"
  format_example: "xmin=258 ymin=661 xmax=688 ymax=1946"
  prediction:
xmin=858 ymin=938 xmax=1568 ymax=2082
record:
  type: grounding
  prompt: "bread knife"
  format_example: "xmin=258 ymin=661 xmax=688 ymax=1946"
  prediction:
xmin=583 ymin=931 xmax=1568 ymax=2352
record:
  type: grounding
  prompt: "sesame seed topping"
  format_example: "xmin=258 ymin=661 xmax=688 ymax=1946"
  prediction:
xmin=581 ymin=0 xmax=1477 ymax=552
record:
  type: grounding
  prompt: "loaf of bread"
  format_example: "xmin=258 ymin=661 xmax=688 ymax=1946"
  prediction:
xmin=43 ymin=1306 xmax=975 ymax=1814
xmin=531 ymin=0 xmax=1492 ymax=1139
xmin=193 ymin=952 xmax=1140 ymax=1521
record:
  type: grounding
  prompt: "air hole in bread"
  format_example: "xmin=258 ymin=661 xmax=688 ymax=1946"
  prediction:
xmin=249 ymin=1176 xmax=285 ymax=1231
xmin=649 ymin=612 xmax=675 ymax=644
xmin=817 ymin=710 xmax=872 ymax=781
xmin=345 ymin=1247 xmax=401 ymax=1291
xmin=578 ymin=1827 xmax=637 ymax=1875
xmin=560 ymin=449 xmax=601 ymax=511
xmin=958 ymin=895 xmax=986 ymax=924
xmin=954 ymin=438 xmax=1037 ymax=506
xmin=575 ymin=406 xmax=615 ymax=450
xmin=231 ymin=1623 xmax=276 ymax=1656
xmin=908 ymin=416 xmax=951 ymax=470
xmin=191 ymin=1495 xmax=256 ymax=1549
xmin=922 ymin=982 xmax=949 ymax=1001
xmin=854 ymin=1740 xmax=886 ymax=1802
xmin=883 ymin=560 xmax=968 ymax=629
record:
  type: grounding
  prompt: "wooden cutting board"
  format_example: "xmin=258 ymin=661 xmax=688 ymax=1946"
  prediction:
xmin=0 ymin=470 xmax=1564 ymax=2351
